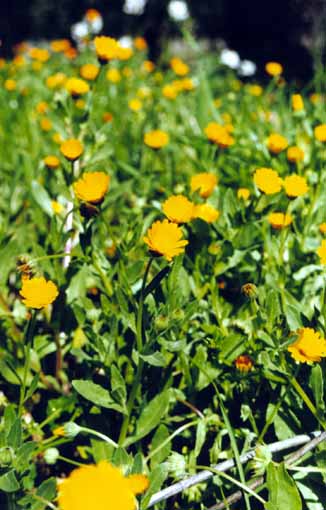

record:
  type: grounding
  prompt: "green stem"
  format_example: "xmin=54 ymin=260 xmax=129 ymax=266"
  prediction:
xmin=289 ymin=375 xmax=326 ymax=428
xmin=145 ymin=419 xmax=198 ymax=462
xmin=118 ymin=257 xmax=153 ymax=445
xmin=80 ymin=426 xmax=118 ymax=448
xmin=18 ymin=310 xmax=37 ymax=417
xmin=58 ymin=455 xmax=85 ymax=467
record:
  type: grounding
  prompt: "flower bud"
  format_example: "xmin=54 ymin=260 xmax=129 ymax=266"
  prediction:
xmin=44 ymin=448 xmax=60 ymax=465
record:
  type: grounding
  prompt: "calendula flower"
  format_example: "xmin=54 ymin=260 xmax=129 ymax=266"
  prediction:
xmin=319 ymin=223 xmax=326 ymax=234
xmin=44 ymin=155 xmax=60 ymax=169
xmin=73 ymin=172 xmax=110 ymax=204
xmin=283 ymin=174 xmax=308 ymax=198
xmin=20 ymin=277 xmax=59 ymax=309
xmin=58 ymin=461 xmax=149 ymax=510
xmin=237 ymin=188 xmax=250 ymax=200
xmin=40 ymin=118 xmax=52 ymax=132
xmin=60 ymin=139 xmax=84 ymax=161
xmin=204 ymin=122 xmax=234 ymax=148
xmin=190 ymin=172 xmax=217 ymax=198
xmin=314 ymin=124 xmax=326 ymax=143
xmin=267 ymin=133 xmax=288 ymax=154
xmin=51 ymin=201 xmax=63 ymax=214
xmin=193 ymin=204 xmax=220 ymax=223
xmin=162 ymin=195 xmax=194 ymax=223
xmin=80 ymin=63 xmax=100 ymax=81
xmin=94 ymin=36 xmax=120 ymax=62
xmin=235 ymin=355 xmax=253 ymax=373
xmin=317 ymin=240 xmax=326 ymax=264
xmin=29 ymin=47 xmax=50 ymax=62
xmin=170 ymin=57 xmax=189 ymax=76
xmin=85 ymin=8 xmax=101 ymax=21
xmin=265 ymin=61 xmax=283 ymax=76
xmin=248 ymin=84 xmax=263 ymax=96
xmin=50 ymin=39 xmax=71 ymax=53
xmin=253 ymin=168 xmax=283 ymax=195
xmin=4 ymin=79 xmax=17 ymax=91
xmin=75 ymin=99 xmax=86 ymax=110
xmin=292 ymin=94 xmax=304 ymax=112
xmin=65 ymin=77 xmax=90 ymax=97
xmin=46 ymin=72 xmax=67 ymax=89
xmin=288 ymin=328 xmax=326 ymax=363
xmin=142 ymin=60 xmax=155 ymax=73
xmin=36 ymin=101 xmax=48 ymax=114
xmin=268 ymin=212 xmax=293 ymax=229
xmin=287 ymin=146 xmax=304 ymax=163
xmin=162 ymin=84 xmax=178 ymax=99
xmin=117 ymin=46 xmax=133 ymax=61
xmin=106 ymin=68 xmax=121 ymax=83
xmin=144 ymin=130 xmax=169 ymax=149
xmin=144 ymin=220 xmax=188 ymax=261
xmin=134 ymin=37 xmax=147 ymax=51
xmin=128 ymin=98 xmax=142 ymax=112
xmin=103 ymin=112 xmax=113 ymax=123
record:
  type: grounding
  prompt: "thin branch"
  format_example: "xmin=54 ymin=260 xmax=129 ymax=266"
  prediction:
xmin=147 ymin=431 xmax=322 ymax=507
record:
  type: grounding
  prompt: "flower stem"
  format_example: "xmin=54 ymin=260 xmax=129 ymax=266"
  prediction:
xmin=118 ymin=257 xmax=153 ymax=445
xmin=18 ymin=310 xmax=37 ymax=417
xmin=289 ymin=375 xmax=326 ymax=428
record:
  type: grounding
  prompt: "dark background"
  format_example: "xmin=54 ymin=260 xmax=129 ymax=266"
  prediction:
xmin=1 ymin=0 xmax=326 ymax=80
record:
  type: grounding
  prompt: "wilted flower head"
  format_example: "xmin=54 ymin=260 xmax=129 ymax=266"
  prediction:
xmin=144 ymin=130 xmax=169 ymax=149
xmin=162 ymin=195 xmax=194 ymax=223
xmin=253 ymin=168 xmax=283 ymax=195
xmin=73 ymin=172 xmax=110 ymax=204
xmin=60 ymin=139 xmax=84 ymax=161
xmin=58 ymin=461 xmax=149 ymax=510
xmin=20 ymin=277 xmax=59 ymax=309
xmin=283 ymin=174 xmax=308 ymax=198
xmin=190 ymin=172 xmax=217 ymax=198
xmin=144 ymin=219 xmax=188 ymax=261
xmin=288 ymin=328 xmax=326 ymax=363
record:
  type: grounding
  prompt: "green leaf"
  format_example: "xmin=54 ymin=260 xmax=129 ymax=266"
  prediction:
xmin=0 ymin=470 xmax=20 ymax=492
xmin=111 ymin=365 xmax=127 ymax=405
xmin=7 ymin=418 xmax=22 ymax=449
xmin=139 ymin=351 xmax=167 ymax=367
xmin=150 ymin=424 xmax=171 ymax=469
xmin=140 ymin=463 xmax=168 ymax=509
xmin=194 ymin=420 xmax=207 ymax=459
xmin=310 ymin=365 xmax=325 ymax=412
xmin=266 ymin=462 xmax=302 ymax=510
xmin=72 ymin=380 xmax=126 ymax=414
xmin=31 ymin=478 xmax=57 ymax=510
xmin=30 ymin=180 xmax=53 ymax=217
xmin=284 ymin=304 xmax=302 ymax=330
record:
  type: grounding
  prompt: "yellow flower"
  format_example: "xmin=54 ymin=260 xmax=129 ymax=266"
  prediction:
xmin=287 ymin=146 xmax=304 ymax=163
xmin=314 ymin=124 xmax=326 ymax=143
xmin=319 ymin=223 xmax=326 ymax=234
xmin=4 ymin=79 xmax=16 ymax=91
xmin=142 ymin=60 xmax=155 ymax=73
xmin=204 ymin=122 xmax=234 ymax=148
xmin=75 ymin=99 xmax=86 ymax=110
xmin=253 ymin=168 xmax=283 ymax=195
xmin=58 ymin=461 xmax=149 ymax=510
xmin=162 ymin=84 xmax=178 ymax=99
xmin=248 ymin=84 xmax=263 ymax=96
xmin=144 ymin=130 xmax=169 ymax=149
xmin=106 ymin=68 xmax=121 ymax=83
xmin=170 ymin=57 xmax=189 ymax=76
xmin=144 ymin=220 xmax=188 ymax=261
xmin=193 ymin=204 xmax=220 ymax=223
xmin=283 ymin=174 xmax=308 ymax=198
xmin=60 ymin=139 xmax=84 ymax=161
xmin=178 ymin=78 xmax=195 ymax=91
xmin=85 ymin=8 xmax=101 ymax=21
xmin=40 ymin=118 xmax=52 ymax=132
xmin=317 ymin=239 xmax=326 ymax=264
xmin=65 ymin=77 xmax=90 ymax=97
xmin=20 ymin=277 xmax=59 ymax=309
xmin=29 ymin=47 xmax=50 ymax=62
xmin=266 ymin=133 xmax=288 ymax=154
xmin=117 ymin=46 xmax=133 ymax=61
xmin=50 ymin=39 xmax=71 ymax=53
xmin=103 ymin=112 xmax=113 ymax=123
xmin=265 ymin=61 xmax=283 ymax=76
xmin=53 ymin=133 xmax=63 ymax=145
xmin=36 ymin=101 xmax=48 ymax=114
xmin=268 ymin=212 xmax=293 ymax=229
xmin=288 ymin=328 xmax=326 ymax=363
xmin=162 ymin=195 xmax=194 ymax=224
xmin=134 ymin=37 xmax=147 ymax=51
xmin=46 ymin=72 xmax=66 ymax=89
xmin=237 ymin=188 xmax=250 ymax=200
xmin=128 ymin=99 xmax=142 ymax=112
xmin=190 ymin=173 xmax=217 ymax=198
xmin=44 ymin=156 xmax=60 ymax=169
xmin=73 ymin=172 xmax=110 ymax=204
xmin=292 ymin=94 xmax=304 ymax=112
xmin=51 ymin=201 xmax=63 ymax=215
xmin=235 ymin=355 xmax=253 ymax=373
xmin=80 ymin=63 xmax=100 ymax=81
xmin=94 ymin=36 xmax=120 ymax=62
